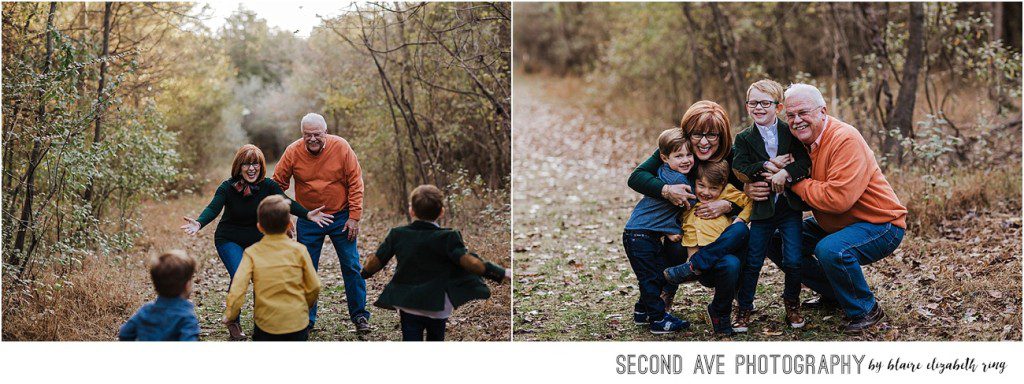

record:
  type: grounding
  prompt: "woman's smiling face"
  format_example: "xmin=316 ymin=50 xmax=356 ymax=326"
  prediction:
xmin=241 ymin=162 xmax=260 ymax=183
xmin=688 ymin=131 xmax=720 ymax=161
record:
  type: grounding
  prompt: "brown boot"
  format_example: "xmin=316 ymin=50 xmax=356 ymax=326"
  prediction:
xmin=731 ymin=308 xmax=752 ymax=333
xmin=227 ymin=320 xmax=247 ymax=341
xmin=785 ymin=299 xmax=806 ymax=329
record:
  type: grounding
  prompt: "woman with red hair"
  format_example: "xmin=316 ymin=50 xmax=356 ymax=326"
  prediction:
xmin=627 ymin=101 xmax=748 ymax=336
xmin=181 ymin=144 xmax=333 ymax=340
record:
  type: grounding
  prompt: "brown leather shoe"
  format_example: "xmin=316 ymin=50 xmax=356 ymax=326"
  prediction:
xmin=731 ymin=308 xmax=752 ymax=333
xmin=785 ymin=299 xmax=806 ymax=329
xmin=227 ymin=320 xmax=247 ymax=341
xmin=844 ymin=303 xmax=885 ymax=334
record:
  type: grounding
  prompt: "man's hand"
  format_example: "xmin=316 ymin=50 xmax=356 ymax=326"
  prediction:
xmin=662 ymin=184 xmax=695 ymax=208
xmin=770 ymin=169 xmax=790 ymax=193
xmin=695 ymin=199 xmax=731 ymax=220
xmin=344 ymin=218 xmax=359 ymax=241
xmin=745 ymin=181 xmax=771 ymax=202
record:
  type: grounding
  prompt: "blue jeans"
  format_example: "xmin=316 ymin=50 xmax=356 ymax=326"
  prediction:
xmin=399 ymin=311 xmax=447 ymax=341
xmin=296 ymin=210 xmax=369 ymax=324
xmin=766 ymin=217 xmax=905 ymax=318
xmin=687 ymin=222 xmax=750 ymax=272
xmin=215 ymin=242 xmax=246 ymax=285
xmin=697 ymin=254 xmax=741 ymax=318
xmin=622 ymin=230 xmax=672 ymax=321
xmin=737 ymin=208 xmax=803 ymax=311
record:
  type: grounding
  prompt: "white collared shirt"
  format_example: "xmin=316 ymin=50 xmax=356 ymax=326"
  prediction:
xmin=810 ymin=116 xmax=830 ymax=153
xmin=756 ymin=119 xmax=780 ymax=159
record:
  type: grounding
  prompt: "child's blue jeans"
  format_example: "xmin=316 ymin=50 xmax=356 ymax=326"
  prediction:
xmin=400 ymin=311 xmax=447 ymax=341
xmin=737 ymin=206 xmax=803 ymax=311
xmin=685 ymin=222 xmax=750 ymax=272
xmin=622 ymin=230 xmax=672 ymax=321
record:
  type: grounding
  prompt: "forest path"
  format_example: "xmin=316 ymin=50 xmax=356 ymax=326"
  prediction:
xmin=511 ymin=74 xmax=1022 ymax=341
xmin=137 ymin=163 xmax=510 ymax=341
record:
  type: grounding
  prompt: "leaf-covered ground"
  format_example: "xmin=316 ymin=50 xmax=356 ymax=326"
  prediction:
xmin=511 ymin=74 xmax=1022 ymax=341
xmin=135 ymin=168 xmax=511 ymax=342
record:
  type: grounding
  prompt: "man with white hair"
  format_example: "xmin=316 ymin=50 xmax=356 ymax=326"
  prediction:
xmin=273 ymin=112 xmax=370 ymax=333
xmin=752 ymin=84 xmax=908 ymax=333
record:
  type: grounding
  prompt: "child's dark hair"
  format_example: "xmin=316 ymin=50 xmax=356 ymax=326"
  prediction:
xmin=697 ymin=160 xmax=730 ymax=188
xmin=257 ymin=195 xmax=291 ymax=234
xmin=150 ymin=250 xmax=196 ymax=297
xmin=657 ymin=128 xmax=691 ymax=157
xmin=410 ymin=184 xmax=444 ymax=221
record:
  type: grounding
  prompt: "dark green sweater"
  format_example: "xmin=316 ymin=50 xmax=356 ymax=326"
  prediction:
xmin=731 ymin=120 xmax=810 ymax=221
xmin=627 ymin=148 xmax=744 ymax=215
xmin=196 ymin=178 xmax=309 ymax=248
xmin=373 ymin=221 xmax=500 ymax=312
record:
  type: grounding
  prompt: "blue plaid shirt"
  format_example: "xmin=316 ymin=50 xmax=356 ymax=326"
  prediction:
xmin=119 ymin=296 xmax=200 ymax=341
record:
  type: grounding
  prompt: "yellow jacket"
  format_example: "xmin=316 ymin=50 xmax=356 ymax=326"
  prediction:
xmin=682 ymin=184 xmax=752 ymax=247
xmin=225 ymin=233 xmax=321 ymax=334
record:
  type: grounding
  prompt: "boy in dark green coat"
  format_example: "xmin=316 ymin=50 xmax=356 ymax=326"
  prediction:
xmin=731 ymin=80 xmax=811 ymax=333
xmin=361 ymin=185 xmax=508 ymax=341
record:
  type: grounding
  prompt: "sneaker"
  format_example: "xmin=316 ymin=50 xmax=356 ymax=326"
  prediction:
xmin=354 ymin=316 xmax=372 ymax=334
xmin=844 ymin=303 xmax=885 ymax=334
xmin=227 ymin=320 xmax=247 ymax=341
xmin=633 ymin=311 xmax=651 ymax=325
xmin=649 ymin=314 xmax=690 ymax=334
xmin=731 ymin=308 xmax=752 ymax=333
xmin=706 ymin=306 xmax=734 ymax=336
xmin=785 ymin=299 xmax=806 ymax=329
xmin=663 ymin=262 xmax=699 ymax=285
xmin=661 ymin=291 xmax=676 ymax=313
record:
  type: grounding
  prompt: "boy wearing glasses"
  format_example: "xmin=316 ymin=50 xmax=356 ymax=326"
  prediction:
xmin=731 ymin=79 xmax=811 ymax=333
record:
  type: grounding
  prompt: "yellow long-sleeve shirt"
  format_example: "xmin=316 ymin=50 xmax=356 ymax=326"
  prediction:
xmin=681 ymin=184 xmax=752 ymax=247
xmin=224 ymin=233 xmax=321 ymax=334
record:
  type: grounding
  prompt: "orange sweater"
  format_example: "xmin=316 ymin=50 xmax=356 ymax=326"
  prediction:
xmin=791 ymin=116 xmax=907 ymax=233
xmin=273 ymin=135 xmax=364 ymax=220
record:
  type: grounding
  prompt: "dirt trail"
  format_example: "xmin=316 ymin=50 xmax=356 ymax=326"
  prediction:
xmin=135 ymin=166 xmax=510 ymax=341
xmin=512 ymin=74 xmax=1022 ymax=341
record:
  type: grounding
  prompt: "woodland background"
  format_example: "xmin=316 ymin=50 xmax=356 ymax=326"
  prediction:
xmin=2 ymin=1 xmax=510 ymax=340
xmin=512 ymin=2 xmax=1022 ymax=340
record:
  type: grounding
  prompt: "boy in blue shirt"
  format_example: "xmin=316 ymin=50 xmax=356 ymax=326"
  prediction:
xmin=119 ymin=250 xmax=200 ymax=341
xmin=622 ymin=128 xmax=695 ymax=334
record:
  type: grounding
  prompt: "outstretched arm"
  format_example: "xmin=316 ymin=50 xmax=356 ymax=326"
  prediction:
xmin=457 ymin=252 xmax=509 ymax=283
xmin=185 ymin=183 xmax=228 ymax=234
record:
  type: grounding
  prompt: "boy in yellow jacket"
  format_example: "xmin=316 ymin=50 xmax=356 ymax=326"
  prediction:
xmin=224 ymin=195 xmax=321 ymax=341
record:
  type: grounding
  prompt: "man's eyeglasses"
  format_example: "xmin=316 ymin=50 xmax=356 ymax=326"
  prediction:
xmin=689 ymin=132 xmax=720 ymax=142
xmin=785 ymin=106 xmax=824 ymax=121
xmin=745 ymin=100 xmax=779 ymax=109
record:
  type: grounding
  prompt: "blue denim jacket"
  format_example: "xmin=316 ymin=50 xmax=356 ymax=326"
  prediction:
xmin=624 ymin=163 xmax=693 ymax=234
xmin=119 ymin=296 xmax=200 ymax=341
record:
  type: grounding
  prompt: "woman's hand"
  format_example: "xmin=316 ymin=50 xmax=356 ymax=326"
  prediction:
xmin=306 ymin=206 xmax=335 ymax=227
xmin=662 ymin=184 xmax=695 ymax=208
xmin=181 ymin=217 xmax=200 ymax=235
xmin=744 ymin=181 xmax=771 ymax=202
xmin=695 ymin=199 xmax=731 ymax=220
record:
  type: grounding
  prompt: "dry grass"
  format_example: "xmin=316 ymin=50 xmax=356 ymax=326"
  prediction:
xmin=512 ymin=73 xmax=1022 ymax=341
xmin=3 ymin=167 xmax=511 ymax=341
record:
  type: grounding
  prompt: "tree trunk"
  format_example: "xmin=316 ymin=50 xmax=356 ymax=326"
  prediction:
xmin=11 ymin=2 xmax=57 ymax=272
xmin=83 ymin=2 xmax=113 ymax=205
xmin=885 ymin=3 xmax=925 ymax=166
xmin=680 ymin=3 xmax=702 ymax=103
xmin=708 ymin=3 xmax=746 ymax=125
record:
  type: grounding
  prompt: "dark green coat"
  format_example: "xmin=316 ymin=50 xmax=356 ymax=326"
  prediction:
xmin=731 ymin=119 xmax=810 ymax=221
xmin=373 ymin=221 xmax=491 ymax=312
